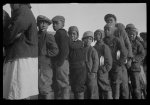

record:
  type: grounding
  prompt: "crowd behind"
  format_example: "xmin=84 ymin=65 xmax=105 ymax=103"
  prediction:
xmin=3 ymin=4 xmax=147 ymax=100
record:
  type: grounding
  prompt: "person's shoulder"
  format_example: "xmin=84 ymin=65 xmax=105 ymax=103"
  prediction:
xmin=103 ymin=43 xmax=109 ymax=48
xmin=56 ymin=29 xmax=68 ymax=36
xmin=76 ymin=39 xmax=83 ymax=43
xmin=135 ymin=38 xmax=143 ymax=46
xmin=46 ymin=32 xmax=55 ymax=38
xmin=90 ymin=46 xmax=97 ymax=52
xmin=57 ymin=28 xmax=67 ymax=33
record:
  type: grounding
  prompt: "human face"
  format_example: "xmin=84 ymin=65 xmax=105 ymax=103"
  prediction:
xmin=128 ymin=31 xmax=137 ymax=41
xmin=69 ymin=30 xmax=78 ymax=41
xmin=94 ymin=32 xmax=102 ymax=41
xmin=106 ymin=17 xmax=116 ymax=27
xmin=38 ymin=20 xmax=49 ymax=32
xmin=83 ymin=37 xmax=93 ymax=47
xmin=104 ymin=26 xmax=115 ymax=37
xmin=52 ymin=20 xmax=64 ymax=31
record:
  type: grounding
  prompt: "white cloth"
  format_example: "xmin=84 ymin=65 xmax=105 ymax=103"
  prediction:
xmin=100 ymin=56 xmax=104 ymax=66
xmin=3 ymin=58 xmax=39 ymax=99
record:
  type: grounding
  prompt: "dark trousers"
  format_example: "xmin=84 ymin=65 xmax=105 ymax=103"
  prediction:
xmin=120 ymin=65 xmax=129 ymax=99
xmin=53 ymin=60 xmax=70 ymax=99
xmin=97 ymin=70 xmax=112 ymax=99
xmin=70 ymin=63 xmax=87 ymax=99
xmin=85 ymin=72 xmax=99 ymax=99
xmin=109 ymin=65 xmax=129 ymax=99
xmin=129 ymin=71 xmax=141 ymax=99
xmin=38 ymin=64 xmax=54 ymax=99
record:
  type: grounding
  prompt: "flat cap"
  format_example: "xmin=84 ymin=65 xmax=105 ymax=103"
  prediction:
xmin=125 ymin=23 xmax=138 ymax=32
xmin=52 ymin=15 xmax=65 ymax=23
xmin=37 ymin=15 xmax=51 ymax=25
xmin=104 ymin=14 xmax=117 ymax=22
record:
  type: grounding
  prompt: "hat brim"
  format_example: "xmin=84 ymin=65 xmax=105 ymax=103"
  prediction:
xmin=38 ymin=19 xmax=51 ymax=25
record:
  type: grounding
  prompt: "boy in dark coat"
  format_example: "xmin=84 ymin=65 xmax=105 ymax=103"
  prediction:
xmin=103 ymin=23 xmax=128 ymax=99
xmin=68 ymin=26 xmax=87 ymax=99
xmin=52 ymin=15 xmax=70 ymax=99
xmin=125 ymin=24 xmax=145 ymax=99
xmin=94 ymin=29 xmax=113 ymax=99
xmin=37 ymin=15 xmax=59 ymax=99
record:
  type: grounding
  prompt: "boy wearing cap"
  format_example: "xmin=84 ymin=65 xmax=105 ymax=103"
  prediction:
xmin=82 ymin=31 xmax=99 ymax=99
xmin=52 ymin=15 xmax=70 ymax=99
xmin=125 ymin=24 xmax=145 ymax=99
xmin=103 ymin=23 xmax=128 ymax=99
xmin=37 ymin=15 xmax=59 ymax=99
xmin=68 ymin=26 xmax=87 ymax=99
xmin=104 ymin=14 xmax=132 ymax=99
xmin=104 ymin=14 xmax=133 ymax=67
xmin=93 ymin=29 xmax=113 ymax=99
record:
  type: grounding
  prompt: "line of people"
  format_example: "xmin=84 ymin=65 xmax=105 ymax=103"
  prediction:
xmin=3 ymin=4 xmax=147 ymax=100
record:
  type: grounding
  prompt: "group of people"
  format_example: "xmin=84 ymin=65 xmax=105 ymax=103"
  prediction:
xmin=3 ymin=4 xmax=147 ymax=100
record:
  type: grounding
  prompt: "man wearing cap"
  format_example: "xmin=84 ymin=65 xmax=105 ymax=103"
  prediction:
xmin=82 ymin=31 xmax=99 ymax=99
xmin=103 ymin=23 xmax=128 ymax=99
xmin=52 ymin=15 xmax=70 ymax=99
xmin=104 ymin=14 xmax=132 ymax=99
xmin=125 ymin=24 xmax=145 ymax=99
xmin=94 ymin=29 xmax=113 ymax=99
xmin=37 ymin=15 xmax=59 ymax=99
xmin=68 ymin=26 xmax=87 ymax=99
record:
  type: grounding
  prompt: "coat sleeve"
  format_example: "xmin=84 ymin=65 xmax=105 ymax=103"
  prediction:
xmin=6 ymin=10 xmax=29 ymax=46
xmin=121 ymin=30 xmax=133 ymax=58
xmin=91 ymin=48 xmax=99 ymax=73
xmin=101 ymin=45 xmax=112 ymax=73
xmin=117 ymin=38 xmax=128 ymax=65
xmin=133 ymin=41 xmax=145 ymax=63
xmin=46 ymin=34 xmax=59 ymax=57
xmin=56 ymin=30 xmax=69 ymax=66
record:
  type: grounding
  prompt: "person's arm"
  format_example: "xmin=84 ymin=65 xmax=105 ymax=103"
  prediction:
xmin=56 ymin=29 xmax=69 ymax=66
xmin=46 ymin=34 xmax=59 ymax=57
xmin=121 ymin=30 xmax=133 ymax=58
xmin=100 ymin=45 xmax=112 ymax=73
xmin=91 ymin=48 xmax=99 ymax=73
xmin=6 ymin=10 xmax=29 ymax=46
xmin=132 ymin=41 xmax=145 ymax=63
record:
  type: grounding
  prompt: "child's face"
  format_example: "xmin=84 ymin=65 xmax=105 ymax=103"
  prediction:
xmin=104 ymin=26 xmax=115 ymax=37
xmin=83 ymin=37 xmax=93 ymax=46
xmin=69 ymin=30 xmax=78 ymax=41
xmin=38 ymin=20 xmax=49 ymax=32
xmin=52 ymin=20 xmax=64 ymax=31
xmin=128 ymin=31 xmax=137 ymax=41
xmin=94 ymin=32 xmax=102 ymax=41
xmin=106 ymin=17 xmax=116 ymax=27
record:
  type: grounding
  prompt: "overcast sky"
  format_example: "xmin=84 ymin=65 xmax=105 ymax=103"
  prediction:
xmin=3 ymin=3 xmax=146 ymax=45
